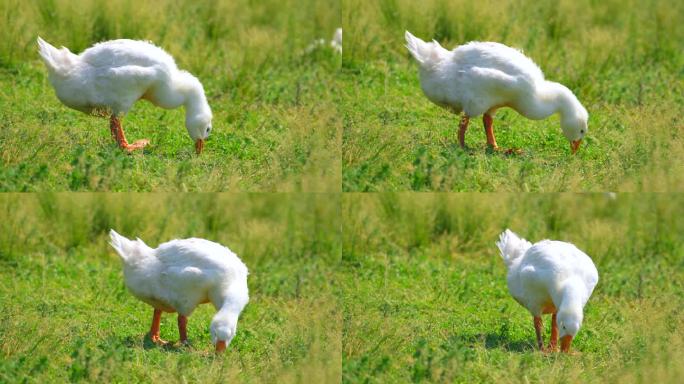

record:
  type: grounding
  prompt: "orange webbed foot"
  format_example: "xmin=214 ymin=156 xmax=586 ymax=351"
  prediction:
xmin=149 ymin=334 xmax=169 ymax=345
xmin=124 ymin=139 xmax=150 ymax=152
xmin=503 ymin=148 xmax=524 ymax=155
xmin=543 ymin=344 xmax=559 ymax=354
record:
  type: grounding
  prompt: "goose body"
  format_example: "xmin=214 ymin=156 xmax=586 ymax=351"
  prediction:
xmin=496 ymin=229 xmax=598 ymax=352
xmin=331 ymin=28 xmax=342 ymax=53
xmin=37 ymin=37 xmax=212 ymax=153
xmin=305 ymin=27 xmax=342 ymax=54
xmin=109 ymin=230 xmax=248 ymax=352
xmin=405 ymin=31 xmax=588 ymax=153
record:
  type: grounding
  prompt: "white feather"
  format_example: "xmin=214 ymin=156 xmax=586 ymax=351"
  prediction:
xmin=36 ymin=37 xmax=212 ymax=143
xmin=404 ymin=31 xmax=589 ymax=146
xmin=496 ymin=228 xmax=532 ymax=268
xmin=497 ymin=229 xmax=599 ymax=340
xmin=109 ymin=230 xmax=249 ymax=348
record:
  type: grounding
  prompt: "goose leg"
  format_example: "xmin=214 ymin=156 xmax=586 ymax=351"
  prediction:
xmin=549 ymin=313 xmax=559 ymax=351
xmin=483 ymin=113 xmax=499 ymax=150
xmin=458 ymin=115 xmax=470 ymax=148
xmin=178 ymin=314 xmax=189 ymax=345
xmin=149 ymin=308 xmax=168 ymax=345
xmin=109 ymin=114 xmax=149 ymax=152
xmin=534 ymin=316 xmax=544 ymax=351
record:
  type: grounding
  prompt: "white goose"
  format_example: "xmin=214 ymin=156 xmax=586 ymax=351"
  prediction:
xmin=331 ymin=28 xmax=342 ymax=54
xmin=109 ymin=230 xmax=248 ymax=352
xmin=37 ymin=37 xmax=212 ymax=154
xmin=305 ymin=28 xmax=343 ymax=54
xmin=496 ymin=229 xmax=598 ymax=353
xmin=405 ymin=31 xmax=588 ymax=154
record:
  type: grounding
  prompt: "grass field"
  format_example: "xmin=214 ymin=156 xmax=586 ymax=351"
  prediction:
xmin=0 ymin=193 xmax=341 ymax=382
xmin=3 ymin=0 xmax=684 ymax=382
xmin=342 ymin=193 xmax=684 ymax=382
xmin=0 ymin=0 xmax=341 ymax=192
xmin=342 ymin=0 xmax=684 ymax=191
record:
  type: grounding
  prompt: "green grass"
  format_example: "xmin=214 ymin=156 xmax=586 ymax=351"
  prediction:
xmin=0 ymin=193 xmax=341 ymax=382
xmin=342 ymin=0 xmax=684 ymax=191
xmin=0 ymin=0 xmax=341 ymax=191
xmin=3 ymin=0 xmax=684 ymax=383
xmin=342 ymin=193 xmax=684 ymax=382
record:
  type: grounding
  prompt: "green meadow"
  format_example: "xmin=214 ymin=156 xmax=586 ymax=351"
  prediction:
xmin=0 ymin=0 xmax=341 ymax=192
xmin=2 ymin=0 xmax=684 ymax=383
xmin=0 ymin=193 xmax=341 ymax=382
xmin=342 ymin=0 xmax=684 ymax=191
xmin=342 ymin=193 xmax=684 ymax=383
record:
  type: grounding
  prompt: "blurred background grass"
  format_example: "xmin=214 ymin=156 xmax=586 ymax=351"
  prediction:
xmin=0 ymin=0 xmax=341 ymax=191
xmin=342 ymin=0 xmax=684 ymax=191
xmin=342 ymin=193 xmax=684 ymax=382
xmin=0 ymin=193 xmax=341 ymax=382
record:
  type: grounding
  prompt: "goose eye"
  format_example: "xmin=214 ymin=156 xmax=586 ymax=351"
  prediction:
xmin=580 ymin=129 xmax=585 ymax=134
xmin=206 ymin=127 xmax=212 ymax=134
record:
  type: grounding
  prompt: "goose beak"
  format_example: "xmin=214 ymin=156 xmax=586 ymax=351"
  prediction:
xmin=571 ymin=140 xmax=581 ymax=154
xmin=195 ymin=139 xmax=204 ymax=154
xmin=215 ymin=340 xmax=226 ymax=353
xmin=560 ymin=335 xmax=573 ymax=353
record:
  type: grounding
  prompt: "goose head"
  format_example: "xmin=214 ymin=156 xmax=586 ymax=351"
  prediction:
xmin=186 ymin=112 xmax=212 ymax=154
xmin=210 ymin=310 xmax=239 ymax=353
xmin=177 ymin=71 xmax=213 ymax=154
xmin=557 ymin=306 xmax=583 ymax=352
xmin=560 ymin=103 xmax=588 ymax=155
